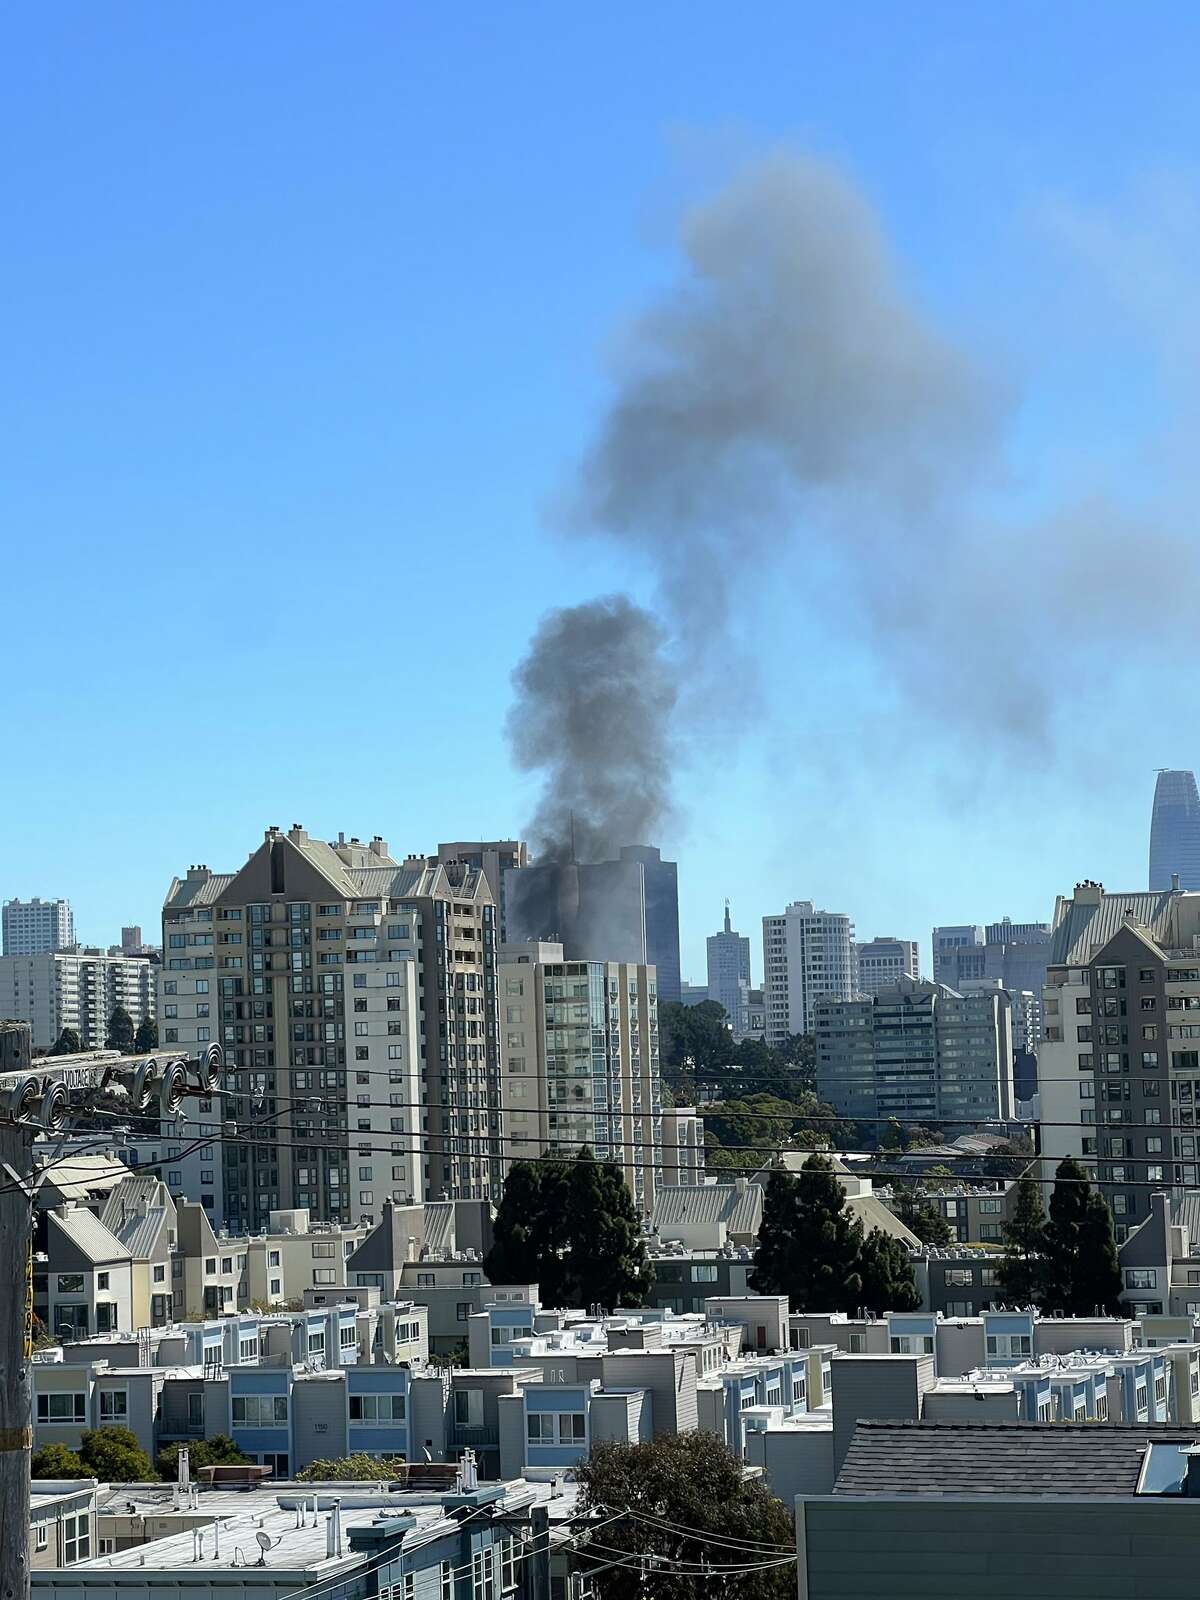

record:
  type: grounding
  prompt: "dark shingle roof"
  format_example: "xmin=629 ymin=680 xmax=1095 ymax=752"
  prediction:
xmin=835 ymin=1421 xmax=1200 ymax=1498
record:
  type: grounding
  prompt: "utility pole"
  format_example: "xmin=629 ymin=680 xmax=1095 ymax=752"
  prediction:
xmin=0 ymin=1022 xmax=34 ymax=1600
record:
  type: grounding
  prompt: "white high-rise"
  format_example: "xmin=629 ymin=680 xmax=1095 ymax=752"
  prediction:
xmin=2 ymin=897 xmax=74 ymax=956
xmin=0 ymin=948 xmax=155 ymax=1049
xmin=762 ymin=901 xmax=855 ymax=1043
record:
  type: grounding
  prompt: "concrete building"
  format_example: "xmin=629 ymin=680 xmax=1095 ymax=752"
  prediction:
xmin=762 ymin=902 xmax=855 ymax=1043
xmin=2 ymin=896 xmax=74 ymax=955
xmin=706 ymin=901 xmax=752 ymax=1037
xmin=852 ymin=936 xmax=919 ymax=996
xmin=498 ymin=940 xmax=663 ymax=1213
xmin=813 ymin=978 xmax=1014 ymax=1128
xmin=0 ymin=947 xmax=156 ymax=1049
xmin=503 ymin=856 xmax=648 ymax=966
xmin=659 ymin=1107 xmax=704 ymax=1186
xmin=679 ymin=981 xmax=709 ymax=1006
xmin=120 ymin=926 xmax=142 ymax=953
xmin=619 ymin=846 xmax=680 ymax=1006
xmin=1151 ymin=768 xmax=1200 ymax=890
xmin=161 ymin=826 xmax=501 ymax=1226
xmin=1038 ymin=878 xmax=1200 ymax=1236
xmin=433 ymin=840 xmax=527 ymax=939
xmin=931 ymin=917 xmax=1049 ymax=1041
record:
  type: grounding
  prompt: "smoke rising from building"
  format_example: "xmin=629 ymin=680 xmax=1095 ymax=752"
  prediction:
xmin=511 ymin=148 xmax=1167 ymax=862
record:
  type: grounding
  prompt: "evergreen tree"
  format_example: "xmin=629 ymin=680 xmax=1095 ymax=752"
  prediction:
xmin=1043 ymin=1158 xmax=1092 ymax=1314
xmin=890 ymin=1182 xmax=952 ymax=1246
xmin=49 ymin=1026 xmax=82 ymax=1056
xmin=105 ymin=1004 xmax=136 ymax=1053
xmin=484 ymin=1150 xmax=651 ymax=1310
xmin=134 ymin=1015 xmax=159 ymax=1053
xmin=852 ymin=1227 xmax=921 ymax=1313
xmin=1075 ymin=1188 xmax=1123 ymax=1315
xmin=749 ymin=1157 xmax=864 ymax=1311
xmin=996 ymin=1174 xmax=1047 ymax=1306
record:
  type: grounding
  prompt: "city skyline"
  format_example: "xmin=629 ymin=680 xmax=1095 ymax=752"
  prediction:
xmin=6 ymin=7 xmax=1200 ymax=999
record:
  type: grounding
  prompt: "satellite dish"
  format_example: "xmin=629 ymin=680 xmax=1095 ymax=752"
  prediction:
xmin=255 ymin=1532 xmax=271 ymax=1553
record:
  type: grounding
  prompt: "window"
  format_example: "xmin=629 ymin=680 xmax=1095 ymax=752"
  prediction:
xmin=454 ymin=1388 xmax=484 ymax=1427
xmin=231 ymin=1394 xmax=288 ymax=1426
xmin=37 ymin=1392 xmax=86 ymax=1421
xmin=890 ymin=1334 xmax=935 ymax=1355
xmin=56 ymin=1274 xmax=84 ymax=1294
xmin=62 ymin=1513 xmax=90 ymax=1564
xmin=691 ymin=1264 xmax=719 ymax=1283
xmin=349 ymin=1393 xmax=406 ymax=1422
xmin=314 ymin=1269 xmax=336 ymax=1285
xmin=34 ymin=1526 xmax=47 ymax=1553
xmin=457 ymin=1302 xmax=471 ymax=1322
xmin=986 ymin=1333 xmax=1032 ymax=1360
xmin=99 ymin=1389 xmax=128 ymax=1420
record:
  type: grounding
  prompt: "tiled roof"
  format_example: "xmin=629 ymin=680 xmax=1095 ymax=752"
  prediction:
xmin=652 ymin=1183 xmax=762 ymax=1237
xmin=834 ymin=1420 xmax=1198 ymax=1498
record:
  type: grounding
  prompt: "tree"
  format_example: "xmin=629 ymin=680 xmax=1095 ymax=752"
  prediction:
xmin=49 ymin=1027 xmax=82 ymax=1056
xmin=889 ymin=1183 xmax=952 ymax=1246
xmin=156 ymin=1436 xmax=247 ymax=1481
xmin=134 ymin=1015 xmax=159 ymax=1053
xmin=485 ymin=1149 xmax=651 ymax=1310
xmin=575 ymin=1432 xmax=794 ymax=1600
xmin=78 ymin=1426 xmax=156 ymax=1482
xmin=105 ymin=1005 xmax=136 ymax=1053
xmin=996 ymin=1175 xmax=1047 ymax=1306
xmin=1042 ymin=1160 xmax=1122 ymax=1315
xmin=297 ymin=1453 xmax=409 ymax=1482
xmin=659 ymin=1001 xmax=735 ymax=1076
xmin=750 ymin=1159 xmax=863 ymax=1312
xmin=31 ymin=1442 xmax=83 ymax=1478
xmin=853 ymin=1227 xmax=921 ymax=1314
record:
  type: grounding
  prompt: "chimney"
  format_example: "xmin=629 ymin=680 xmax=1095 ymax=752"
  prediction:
xmin=1173 ymin=873 xmax=1182 ymax=892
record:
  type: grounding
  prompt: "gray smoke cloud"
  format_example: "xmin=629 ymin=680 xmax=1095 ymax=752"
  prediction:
xmin=512 ymin=148 xmax=1187 ymax=856
xmin=508 ymin=595 xmax=676 ymax=862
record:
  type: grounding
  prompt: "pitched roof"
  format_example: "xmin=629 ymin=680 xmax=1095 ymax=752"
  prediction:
xmin=1049 ymin=890 xmax=1180 ymax=966
xmin=652 ymin=1183 xmax=762 ymax=1238
xmin=1171 ymin=1191 xmax=1200 ymax=1241
xmin=48 ymin=1206 xmax=131 ymax=1266
xmin=39 ymin=1155 xmax=129 ymax=1204
xmin=100 ymin=1182 xmax=173 ymax=1259
xmin=834 ymin=1420 xmax=1199 ymax=1498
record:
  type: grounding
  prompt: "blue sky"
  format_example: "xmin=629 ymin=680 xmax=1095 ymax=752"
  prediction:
xmin=3 ymin=3 xmax=1197 ymax=979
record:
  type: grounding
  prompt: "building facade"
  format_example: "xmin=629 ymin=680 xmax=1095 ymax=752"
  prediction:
xmin=433 ymin=841 xmax=528 ymax=940
xmin=1151 ymin=769 xmax=1200 ymax=891
xmin=853 ymin=936 xmax=919 ymax=996
xmin=161 ymin=826 xmax=502 ymax=1233
xmin=762 ymin=902 xmax=855 ymax=1044
xmin=498 ymin=939 xmax=663 ymax=1214
xmin=931 ymin=917 xmax=1049 ymax=1039
xmin=814 ymin=978 xmax=1014 ymax=1128
xmin=619 ymin=846 xmax=680 ymax=1005
xmin=0 ymin=948 xmax=156 ymax=1049
xmin=706 ymin=902 xmax=752 ymax=1037
xmin=2 ymin=897 xmax=75 ymax=956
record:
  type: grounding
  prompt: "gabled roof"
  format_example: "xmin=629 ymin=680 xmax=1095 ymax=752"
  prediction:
xmin=48 ymin=1206 xmax=131 ymax=1267
xmin=38 ymin=1155 xmax=129 ymax=1205
xmin=1049 ymin=890 xmax=1180 ymax=966
xmin=652 ymin=1183 xmax=762 ymax=1239
xmin=100 ymin=1181 xmax=174 ymax=1260
xmin=834 ymin=1420 xmax=1197 ymax=1498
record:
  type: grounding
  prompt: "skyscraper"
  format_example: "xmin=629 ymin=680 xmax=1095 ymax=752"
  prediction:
xmin=619 ymin=846 xmax=681 ymax=1006
xmin=2 ymin=897 xmax=74 ymax=956
xmin=1149 ymin=769 xmax=1200 ymax=890
xmin=931 ymin=917 xmax=1050 ymax=1040
xmin=706 ymin=901 xmax=752 ymax=1036
xmin=853 ymin=935 xmax=920 ymax=996
xmin=762 ymin=902 xmax=855 ymax=1043
xmin=504 ymin=858 xmax=647 ymax=965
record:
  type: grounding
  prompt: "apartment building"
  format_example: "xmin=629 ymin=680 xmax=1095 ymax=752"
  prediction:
xmin=433 ymin=840 xmax=528 ymax=939
xmin=814 ymin=978 xmax=1014 ymax=1127
xmin=161 ymin=825 xmax=501 ymax=1232
xmin=762 ymin=901 xmax=855 ymax=1043
xmin=853 ymin=935 xmax=919 ymax=996
xmin=0 ymin=947 xmax=156 ymax=1049
xmin=497 ymin=939 xmax=663 ymax=1213
xmin=932 ymin=916 xmax=1049 ymax=1039
xmin=1039 ymin=879 xmax=1200 ymax=1236
xmin=2 ymin=896 xmax=74 ymax=955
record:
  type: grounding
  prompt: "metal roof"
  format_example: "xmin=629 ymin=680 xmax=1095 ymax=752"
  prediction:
xmin=651 ymin=1182 xmax=762 ymax=1238
xmin=48 ymin=1206 xmax=131 ymax=1265
xmin=1048 ymin=889 xmax=1180 ymax=966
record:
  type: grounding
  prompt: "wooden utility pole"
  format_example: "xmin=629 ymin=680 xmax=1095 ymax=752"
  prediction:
xmin=0 ymin=1023 xmax=33 ymax=1600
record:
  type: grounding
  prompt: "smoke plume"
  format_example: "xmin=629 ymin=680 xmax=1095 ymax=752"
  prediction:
xmin=512 ymin=148 xmax=1185 ymax=856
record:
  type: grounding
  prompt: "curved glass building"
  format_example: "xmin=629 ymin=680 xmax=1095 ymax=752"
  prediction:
xmin=1149 ymin=769 xmax=1200 ymax=889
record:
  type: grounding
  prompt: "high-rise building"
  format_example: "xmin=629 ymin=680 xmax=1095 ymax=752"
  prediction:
xmin=434 ymin=841 xmax=528 ymax=939
xmin=504 ymin=858 xmax=647 ymax=965
xmin=2 ymin=897 xmax=74 ymax=956
xmin=1149 ymin=769 xmax=1200 ymax=890
xmin=931 ymin=917 xmax=1050 ymax=1040
xmin=814 ymin=978 xmax=1014 ymax=1127
xmin=0 ymin=947 xmax=155 ymax=1049
xmin=762 ymin=902 xmax=855 ymax=1043
xmin=619 ymin=846 xmax=681 ymax=1006
xmin=498 ymin=939 xmax=663 ymax=1214
xmin=706 ymin=902 xmax=752 ymax=1037
xmin=161 ymin=825 xmax=502 ymax=1234
xmin=679 ymin=982 xmax=709 ymax=1007
xmin=854 ymin=936 xmax=920 ymax=996
xmin=1038 ymin=877 xmax=1200 ymax=1240
xmin=121 ymin=926 xmax=143 ymax=953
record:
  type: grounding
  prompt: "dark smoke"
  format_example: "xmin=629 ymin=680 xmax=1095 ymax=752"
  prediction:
xmin=508 ymin=595 xmax=676 ymax=862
